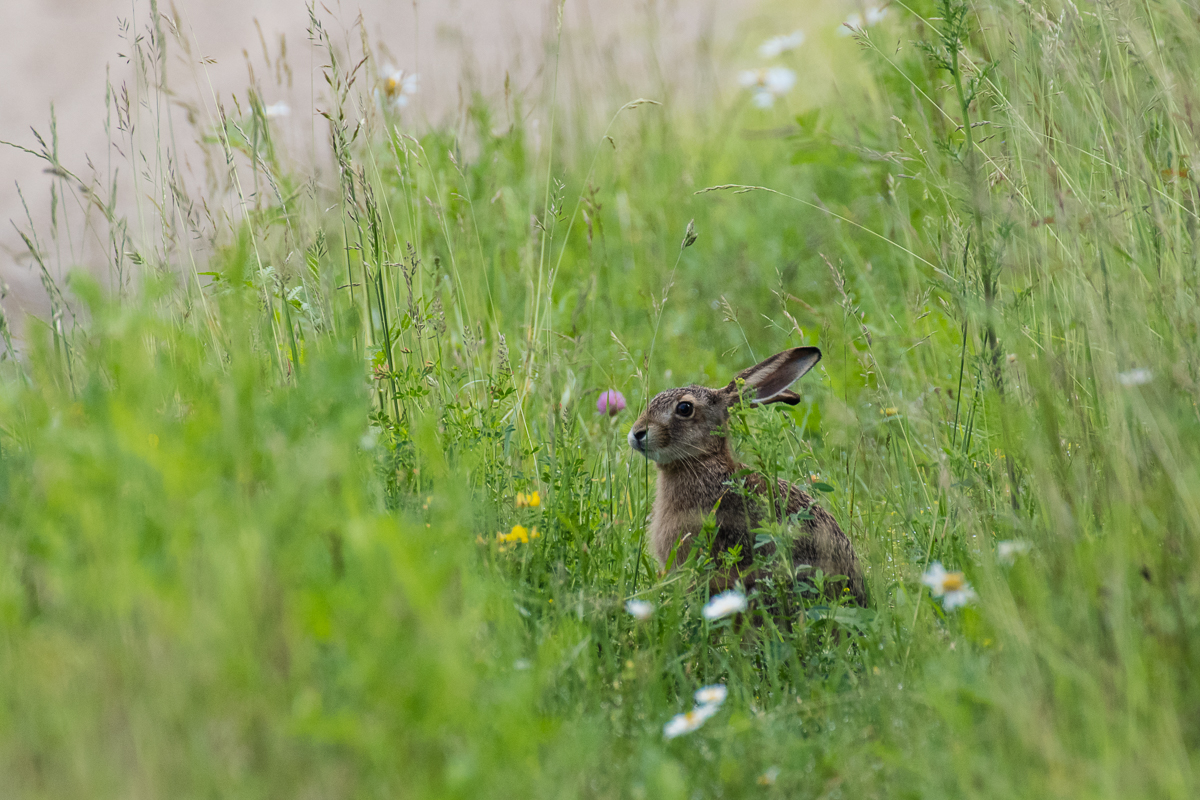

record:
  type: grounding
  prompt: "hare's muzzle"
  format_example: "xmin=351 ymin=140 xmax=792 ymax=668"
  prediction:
xmin=628 ymin=426 xmax=648 ymax=455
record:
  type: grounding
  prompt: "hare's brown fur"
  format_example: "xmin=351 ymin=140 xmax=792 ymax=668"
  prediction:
xmin=629 ymin=348 xmax=866 ymax=605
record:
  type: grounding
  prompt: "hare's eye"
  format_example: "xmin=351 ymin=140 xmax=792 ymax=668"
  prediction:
xmin=675 ymin=401 xmax=694 ymax=418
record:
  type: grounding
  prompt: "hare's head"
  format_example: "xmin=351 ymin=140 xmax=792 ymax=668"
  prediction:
xmin=628 ymin=347 xmax=822 ymax=465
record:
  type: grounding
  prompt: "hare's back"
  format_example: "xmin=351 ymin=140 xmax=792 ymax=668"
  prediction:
xmin=771 ymin=478 xmax=866 ymax=605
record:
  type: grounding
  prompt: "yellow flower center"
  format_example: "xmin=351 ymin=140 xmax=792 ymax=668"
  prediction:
xmin=943 ymin=573 xmax=965 ymax=591
xmin=385 ymin=76 xmax=399 ymax=94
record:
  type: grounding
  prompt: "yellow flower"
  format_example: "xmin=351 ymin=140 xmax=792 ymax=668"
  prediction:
xmin=496 ymin=525 xmax=539 ymax=545
xmin=882 ymin=407 xmax=899 ymax=416
xmin=516 ymin=490 xmax=542 ymax=508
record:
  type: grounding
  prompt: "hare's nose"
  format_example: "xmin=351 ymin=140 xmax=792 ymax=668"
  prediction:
xmin=628 ymin=428 xmax=647 ymax=451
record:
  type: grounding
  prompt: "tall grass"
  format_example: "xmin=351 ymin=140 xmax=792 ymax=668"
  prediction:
xmin=3 ymin=0 xmax=1200 ymax=796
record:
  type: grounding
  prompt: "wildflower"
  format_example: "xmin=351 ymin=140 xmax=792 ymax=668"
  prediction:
xmin=377 ymin=64 xmax=418 ymax=112
xmin=921 ymin=562 xmax=976 ymax=610
xmin=702 ymin=590 xmax=748 ymax=621
xmin=758 ymin=29 xmax=805 ymax=59
xmin=840 ymin=5 xmax=889 ymax=35
xmin=738 ymin=67 xmax=797 ymax=108
xmin=264 ymin=101 xmax=291 ymax=118
xmin=1118 ymin=368 xmax=1152 ymax=387
xmin=625 ymin=599 xmax=654 ymax=620
xmin=663 ymin=703 xmax=718 ymax=739
xmin=694 ymin=684 xmax=728 ymax=706
xmin=997 ymin=539 xmax=1031 ymax=564
xmin=516 ymin=490 xmax=541 ymax=508
xmin=882 ymin=406 xmax=898 ymax=416
xmin=758 ymin=767 xmax=781 ymax=786
xmin=598 ymin=389 xmax=627 ymax=416
xmin=497 ymin=524 xmax=539 ymax=545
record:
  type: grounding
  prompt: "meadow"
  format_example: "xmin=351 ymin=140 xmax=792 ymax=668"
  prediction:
xmin=2 ymin=0 xmax=1200 ymax=796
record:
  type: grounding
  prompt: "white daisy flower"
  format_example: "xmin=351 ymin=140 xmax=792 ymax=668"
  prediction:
xmin=694 ymin=684 xmax=728 ymax=706
xmin=625 ymin=599 xmax=654 ymax=620
xmin=738 ymin=67 xmax=797 ymax=109
xmin=702 ymin=590 xmax=748 ymax=620
xmin=758 ymin=767 xmax=781 ymax=786
xmin=1117 ymin=368 xmax=1152 ymax=387
xmin=377 ymin=64 xmax=419 ymax=112
xmin=921 ymin=562 xmax=976 ymax=610
xmin=264 ymin=101 xmax=291 ymax=118
xmin=997 ymin=539 xmax=1031 ymax=564
xmin=758 ymin=30 xmax=806 ymax=59
xmin=663 ymin=703 xmax=718 ymax=739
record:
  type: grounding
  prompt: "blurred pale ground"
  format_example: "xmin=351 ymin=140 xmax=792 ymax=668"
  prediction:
xmin=0 ymin=0 xmax=778 ymax=340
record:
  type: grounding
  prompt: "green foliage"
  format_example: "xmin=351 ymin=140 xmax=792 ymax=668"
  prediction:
xmin=4 ymin=0 xmax=1200 ymax=796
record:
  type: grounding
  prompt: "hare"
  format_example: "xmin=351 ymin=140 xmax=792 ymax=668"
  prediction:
xmin=628 ymin=347 xmax=866 ymax=606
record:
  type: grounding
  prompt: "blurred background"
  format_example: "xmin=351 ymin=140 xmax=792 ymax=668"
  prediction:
xmin=0 ymin=0 xmax=804 ymax=335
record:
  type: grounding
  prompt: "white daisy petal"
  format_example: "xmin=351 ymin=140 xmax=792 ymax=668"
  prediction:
xmin=625 ymin=599 xmax=654 ymax=620
xmin=739 ymin=69 xmax=762 ymax=88
xmin=702 ymin=591 xmax=748 ymax=620
xmin=942 ymin=586 xmax=976 ymax=610
xmin=920 ymin=562 xmax=949 ymax=595
xmin=663 ymin=703 xmax=717 ymax=739
xmin=694 ymin=684 xmax=728 ymax=706
xmin=1118 ymin=368 xmax=1152 ymax=386
xmin=997 ymin=540 xmax=1031 ymax=564
xmin=759 ymin=39 xmax=785 ymax=59
xmin=758 ymin=29 xmax=806 ymax=59
xmin=764 ymin=67 xmax=797 ymax=95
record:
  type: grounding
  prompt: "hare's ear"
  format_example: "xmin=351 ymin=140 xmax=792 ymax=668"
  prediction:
xmin=722 ymin=347 xmax=821 ymax=406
